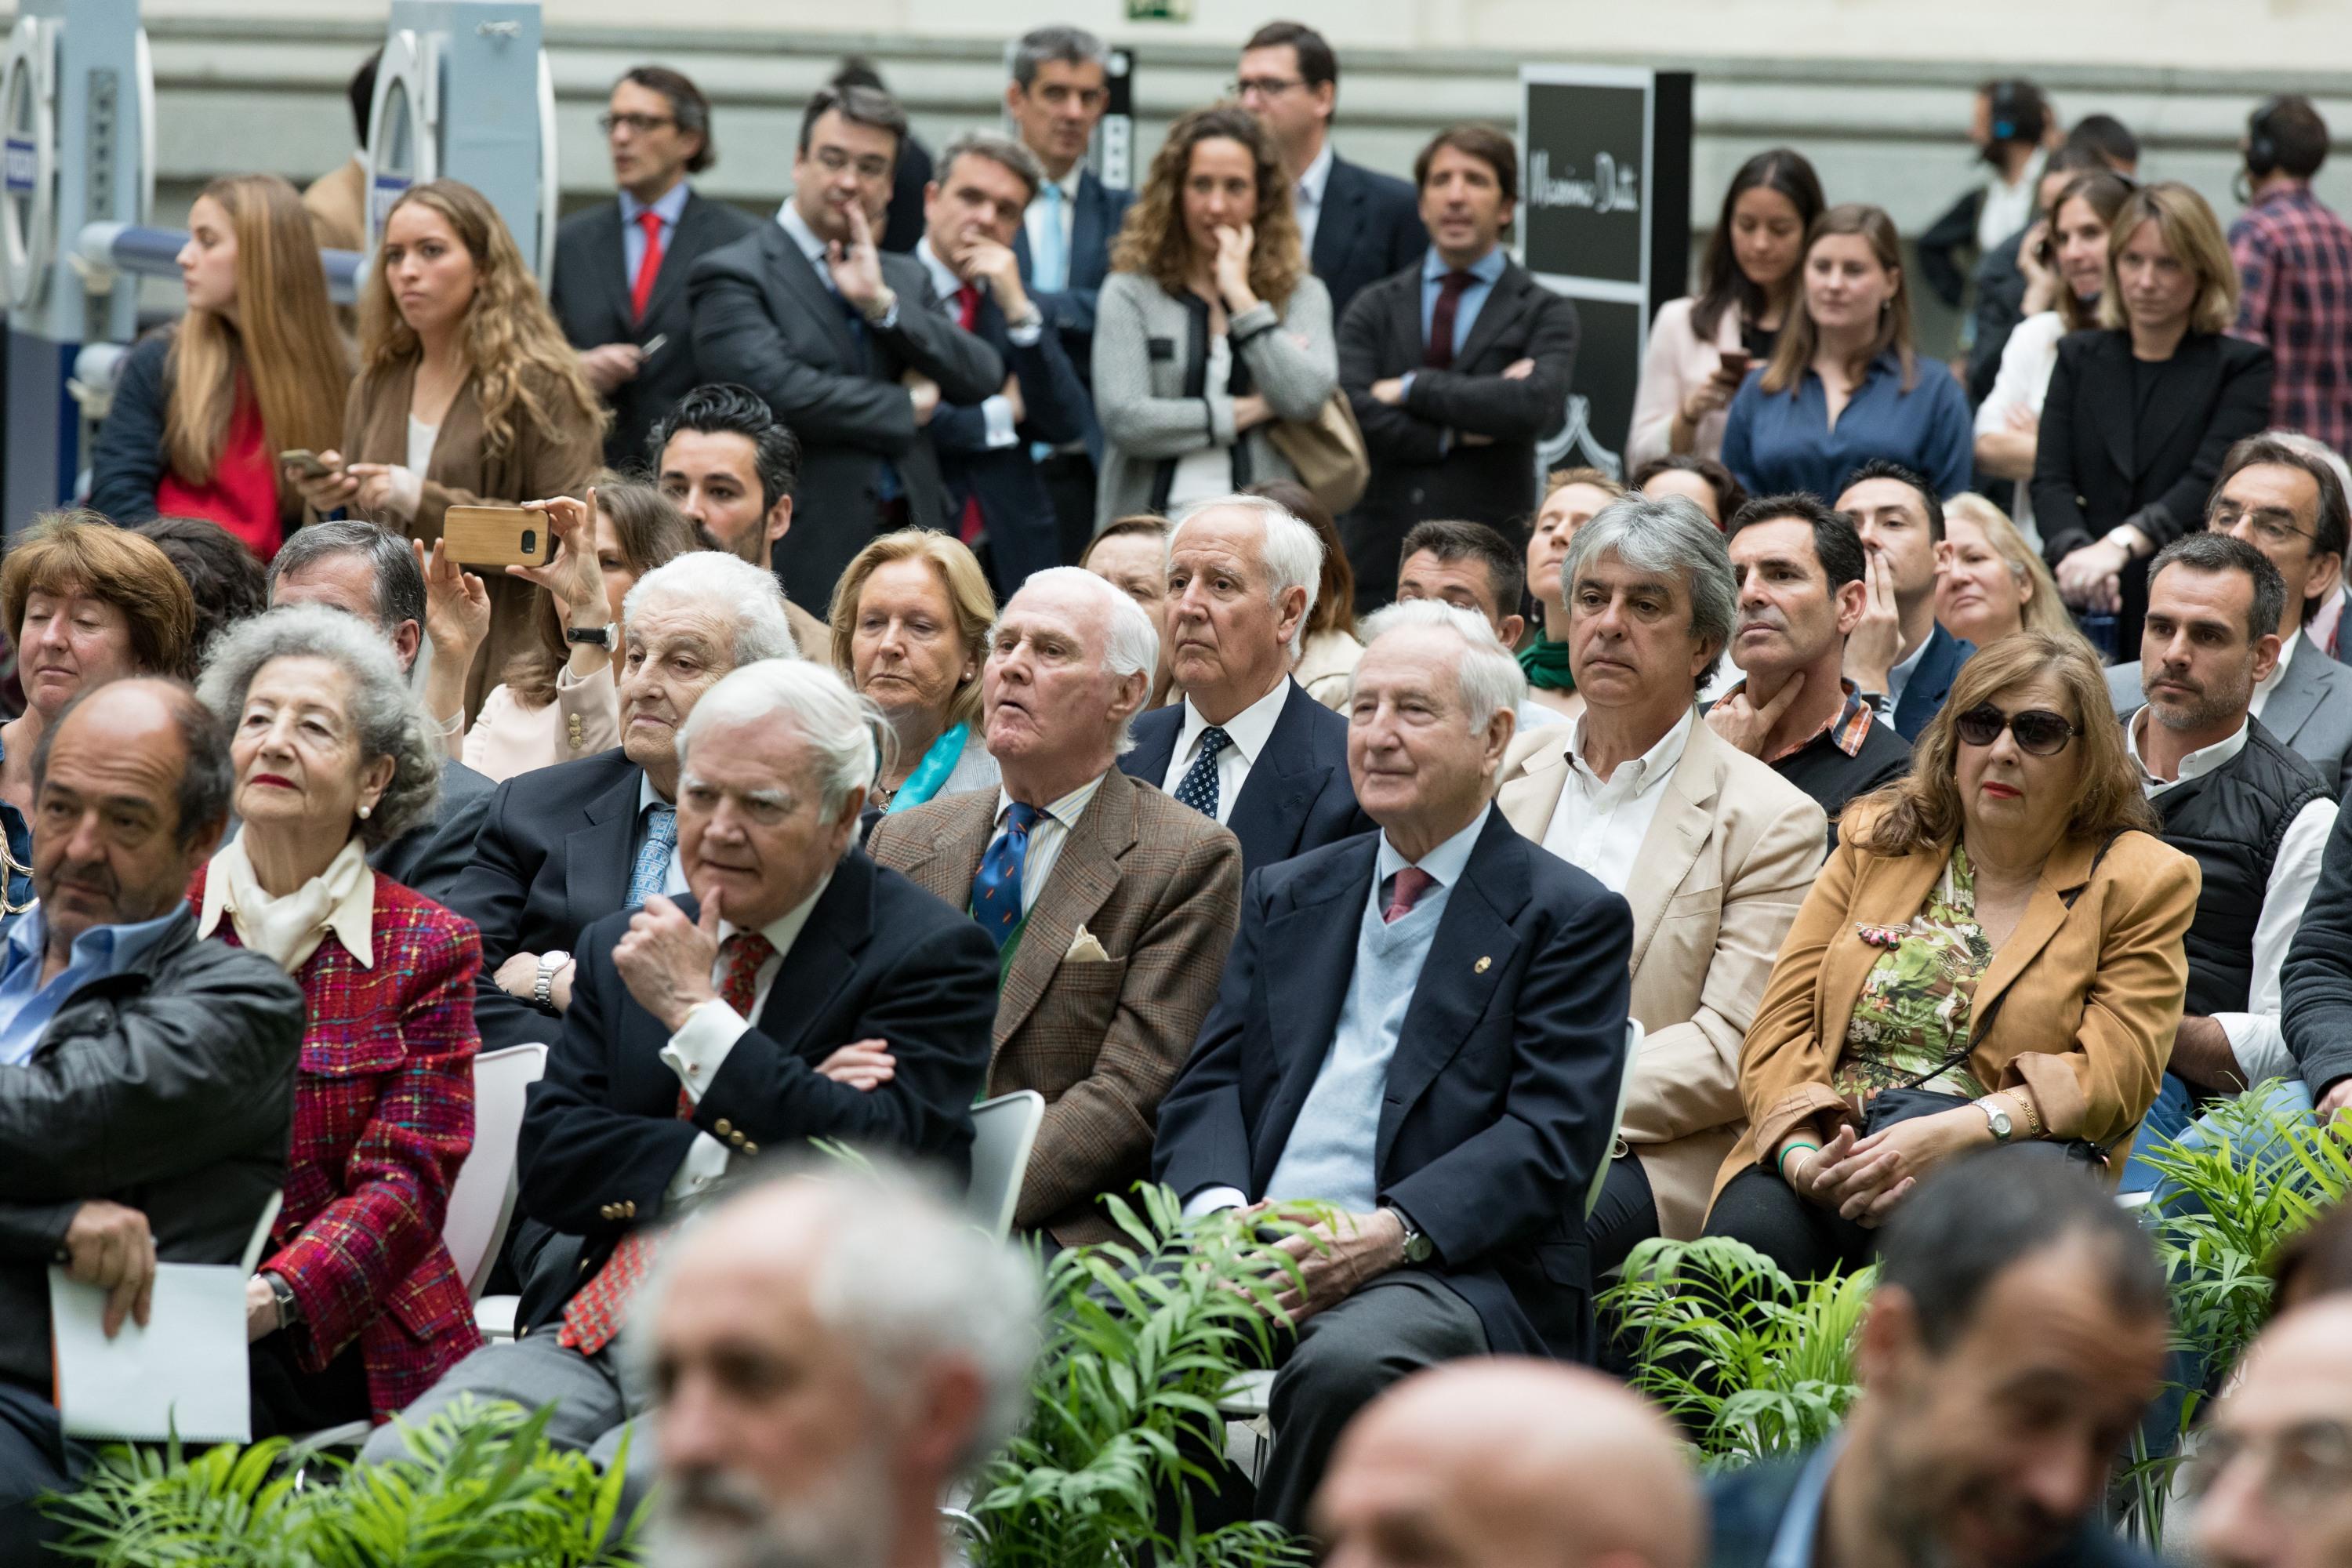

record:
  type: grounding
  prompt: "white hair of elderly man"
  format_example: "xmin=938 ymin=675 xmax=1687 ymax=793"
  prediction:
xmin=1168 ymin=494 xmax=1325 ymax=656
xmin=622 ymin=550 xmax=803 ymax=667
xmin=1354 ymin=598 xmax=1530 ymax=730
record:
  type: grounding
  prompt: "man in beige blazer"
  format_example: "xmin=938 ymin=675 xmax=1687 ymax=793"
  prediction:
xmin=1495 ymin=494 xmax=1824 ymax=1263
xmin=872 ymin=568 xmax=1242 ymax=1244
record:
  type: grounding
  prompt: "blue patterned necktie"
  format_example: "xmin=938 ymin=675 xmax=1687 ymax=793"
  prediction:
xmin=971 ymin=802 xmax=1044 ymax=949
xmin=1172 ymin=727 xmax=1232 ymax=821
xmin=628 ymin=804 xmax=677 ymax=909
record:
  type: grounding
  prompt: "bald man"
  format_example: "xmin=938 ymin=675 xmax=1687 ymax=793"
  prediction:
xmin=2190 ymin=1297 xmax=2352 ymax=1568
xmin=1312 ymin=1359 xmax=1703 ymax=1568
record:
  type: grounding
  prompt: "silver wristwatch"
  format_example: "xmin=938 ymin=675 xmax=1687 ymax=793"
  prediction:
xmin=1980 ymin=1098 xmax=2015 ymax=1144
xmin=1384 ymin=1204 xmax=1433 ymax=1265
xmin=264 ymin=1269 xmax=301 ymax=1328
xmin=534 ymin=951 xmax=572 ymax=1013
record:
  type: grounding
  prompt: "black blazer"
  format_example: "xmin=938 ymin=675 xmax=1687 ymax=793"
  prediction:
xmin=513 ymin=861 xmax=997 ymax=1330
xmin=927 ymin=278 xmax=1091 ymax=594
xmin=687 ymin=225 xmax=1006 ymax=609
xmin=1311 ymin=154 xmax=1429 ymax=325
xmin=441 ymin=749 xmax=646 ymax=1055
xmin=1152 ymin=810 xmax=1633 ymax=1361
xmin=369 ymin=755 xmax=495 ymax=907
xmin=1119 ymin=680 xmax=1370 ymax=874
xmin=1338 ymin=256 xmax=1580 ymax=604
xmin=549 ymin=189 xmax=760 ymax=470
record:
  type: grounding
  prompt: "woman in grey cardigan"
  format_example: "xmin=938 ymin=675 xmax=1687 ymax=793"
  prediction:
xmin=1092 ymin=105 xmax=1338 ymax=532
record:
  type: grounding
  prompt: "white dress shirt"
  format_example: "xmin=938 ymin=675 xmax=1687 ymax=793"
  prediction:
xmin=1294 ymin=141 xmax=1336 ymax=258
xmin=1878 ymin=626 xmax=1935 ymax=730
xmin=1022 ymin=162 xmax=1083 ymax=275
xmin=1161 ymin=677 xmax=1294 ymax=826
xmin=994 ymin=771 xmax=1108 ymax=915
xmin=637 ymin=773 xmax=688 ymax=899
xmin=1538 ymin=710 xmax=1695 ymax=895
xmin=2127 ymin=711 xmax=2338 ymax=1085
xmin=657 ymin=871 xmax=835 ymax=1203
xmin=915 ymin=238 xmax=1037 ymax=448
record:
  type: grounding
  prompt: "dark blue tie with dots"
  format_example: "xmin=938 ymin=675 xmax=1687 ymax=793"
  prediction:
xmin=1173 ymin=727 xmax=1232 ymax=820
xmin=970 ymin=802 xmax=1044 ymax=949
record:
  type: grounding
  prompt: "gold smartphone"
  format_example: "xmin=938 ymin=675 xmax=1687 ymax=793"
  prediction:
xmin=443 ymin=506 xmax=556 ymax=568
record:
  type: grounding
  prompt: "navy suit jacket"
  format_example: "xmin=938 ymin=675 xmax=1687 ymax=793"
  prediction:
xmin=1893 ymin=623 xmax=1974 ymax=742
xmin=1153 ymin=808 xmax=1632 ymax=1361
xmin=1119 ymin=680 xmax=1370 ymax=874
xmin=930 ymin=282 xmax=1091 ymax=593
xmin=1312 ymin=154 xmax=1429 ymax=325
xmin=513 ymin=856 xmax=997 ymax=1330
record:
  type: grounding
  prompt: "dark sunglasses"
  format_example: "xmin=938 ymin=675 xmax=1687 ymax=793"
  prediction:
xmin=1954 ymin=703 xmax=2079 ymax=757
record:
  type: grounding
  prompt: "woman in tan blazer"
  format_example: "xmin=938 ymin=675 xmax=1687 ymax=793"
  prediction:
xmin=288 ymin=180 xmax=603 ymax=720
xmin=1704 ymin=631 xmax=2198 ymax=1280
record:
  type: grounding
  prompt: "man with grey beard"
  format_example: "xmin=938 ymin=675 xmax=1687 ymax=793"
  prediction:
xmin=639 ymin=1163 xmax=1039 ymax=1568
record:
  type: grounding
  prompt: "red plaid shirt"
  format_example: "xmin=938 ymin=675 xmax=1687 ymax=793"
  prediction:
xmin=2231 ymin=185 xmax=2352 ymax=453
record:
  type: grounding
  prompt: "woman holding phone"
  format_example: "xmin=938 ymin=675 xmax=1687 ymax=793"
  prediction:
xmin=1627 ymin=150 xmax=1826 ymax=469
xmin=89 ymin=173 xmax=350 ymax=559
xmin=286 ymin=180 xmax=603 ymax=721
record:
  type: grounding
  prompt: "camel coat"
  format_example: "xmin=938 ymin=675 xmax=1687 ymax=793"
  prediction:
xmin=1715 ymin=804 xmax=2199 ymax=1206
xmin=1497 ymin=717 xmax=1826 ymax=1240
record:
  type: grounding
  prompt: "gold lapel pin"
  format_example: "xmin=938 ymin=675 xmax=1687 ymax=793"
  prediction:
xmin=1474 ymin=956 xmax=1491 ymax=974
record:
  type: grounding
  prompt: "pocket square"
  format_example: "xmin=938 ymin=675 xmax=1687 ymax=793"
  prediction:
xmin=1065 ymin=924 xmax=1112 ymax=963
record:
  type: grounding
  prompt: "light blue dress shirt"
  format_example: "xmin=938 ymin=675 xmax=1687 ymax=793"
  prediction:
xmin=0 ymin=904 xmax=184 ymax=1065
xmin=1417 ymin=243 xmax=1509 ymax=358
xmin=635 ymin=772 xmax=689 ymax=900
xmin=1764 ymin=1437 xmax=1847 ymax=1568
xmin=619 ymin=180 xmax=691 ymax=288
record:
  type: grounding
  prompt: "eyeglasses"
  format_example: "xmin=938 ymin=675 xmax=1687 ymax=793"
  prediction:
xmin=1230 ymin=75 xmax=1305 ymax=100
xmin=1953 ymin=703 xmax=2080 ymax=756
xmin=2182 ymin=1421 xmax=2352 ymax=1510
xmin=812 ymin=147 xmax=894 ymax=183
xmin=2209 ymin=500 xmax=2317 ymax=549
xmin=598 ymin=112 xmax=678 ymax=136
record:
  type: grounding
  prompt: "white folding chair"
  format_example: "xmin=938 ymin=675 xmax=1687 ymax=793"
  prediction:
xmin=967 ymin=1091 xmax=1046 ymax=1242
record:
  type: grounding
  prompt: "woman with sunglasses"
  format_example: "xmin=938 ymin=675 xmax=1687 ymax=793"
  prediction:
xmin=1700 ymin=631 xmax=2198 ymax=1280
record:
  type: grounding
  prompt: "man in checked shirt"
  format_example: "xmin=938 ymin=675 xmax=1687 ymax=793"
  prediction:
xmin=2230 ymin=96 xmax=2352 ymax=455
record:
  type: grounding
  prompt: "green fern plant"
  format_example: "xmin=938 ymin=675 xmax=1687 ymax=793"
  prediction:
xmin=43 ymin=1396 xmax=641 ymax=1567
xmin=1600 ymin=1236 xmax=1874 ymax=1470
xmin=966 ymin=1183 xmax=1314 ymax=1568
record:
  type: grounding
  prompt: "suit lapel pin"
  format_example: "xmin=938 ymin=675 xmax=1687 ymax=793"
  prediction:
xmin=1474 ymin=956 xmax=1491 ymax=974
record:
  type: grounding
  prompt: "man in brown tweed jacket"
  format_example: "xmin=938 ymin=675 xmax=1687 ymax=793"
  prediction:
xmin=872 ymin=568 xmax=1243 ymax=1244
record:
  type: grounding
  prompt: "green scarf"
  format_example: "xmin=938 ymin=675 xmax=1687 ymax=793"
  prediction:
xmin=1518 ymin=635 xmax=1576 ymax=692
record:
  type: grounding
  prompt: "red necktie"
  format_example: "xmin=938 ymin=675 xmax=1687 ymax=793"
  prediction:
xmin=630 ymin=209 xmax=666 ymax=324
xmin=557 ymin=930 xmax=775 ymax=1356
xmin=1424 ymin=271 xmax=1475 ymax=371
xmin=1383 ymin=866 xmax=1436 ymax=924
xmin=954 ymin=284 xmax=987 ymax=546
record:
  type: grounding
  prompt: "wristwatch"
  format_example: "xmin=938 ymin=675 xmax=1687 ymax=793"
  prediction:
xmin=1383 ymin=1204 xmax=1433 ymax=1265
xmin=564 ymin=622 xmax=615 ymax=648
xmin=860 ymin=285 xmax=899 ymax=327
xmin=534 ymin=951 xmax=572 ymax=1014
xmin=1980 ymin=1098 xmax=2016 ymax=1145
xmin=264 ymin=1270 xmax=301 ymax=1328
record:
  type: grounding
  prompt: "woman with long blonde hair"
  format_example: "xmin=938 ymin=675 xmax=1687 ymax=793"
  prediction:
xmin=1936 ymin=492 xmax=2079 ymax=648
xmin=289 ymin=179 xmax=604 ymax=718
xmin=89 ymin=173 xmax=350 ymax=558
xmin=1091 ymin=103 xmax=1337 ymax=529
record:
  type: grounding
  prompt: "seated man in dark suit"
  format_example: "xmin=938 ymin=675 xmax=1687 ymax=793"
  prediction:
xmin=441 ymin=550 xmax=801 ymax=1054
xmin=1237 ymin=21 xmax=1425 ymax=324
xmin=550 ymin=67 xmax=757 ymax=468
xmin=1339 ymin=125 xmax=1579 ymax=609
xmin=1836 ymin=461 xmax=1974 ymax=741
xmin=362 ymin=659 xmax=998 ymax=1485
xmin=266 ymin=521 xmax=493 ymax=902
xmin=688 ymin=82 xmax=1004 ymax=611
xmin=1155 ymin=601 xmax=1634 ymax=1534
xmin=1706 ymin=1154 xmax=2167 ymax=1568
xmin=912 ymin=131 xmax=1089 ymax=597
xmin=0 ymin=680 xmax=307 ymax=1559
xmin=1120 ymin=495 xmax=1370 ymax=873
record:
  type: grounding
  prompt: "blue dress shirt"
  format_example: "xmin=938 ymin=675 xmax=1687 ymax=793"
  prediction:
xmin=0 ymin=903 xmax=183 ymax=1065
xmin=1720 ymin=350 xmax=1974 ymax=503
xmin=619 ymin=180 xmax=691 ymax=288
xmin=1764 ymin=1437 xmax=1846 ymax=1568
xmin=1417 ymin=243 xmax=1509 ymax=357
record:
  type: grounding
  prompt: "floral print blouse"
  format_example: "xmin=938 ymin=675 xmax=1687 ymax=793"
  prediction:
xmin=1835 ymin=844 xmax=1992 ymax=1102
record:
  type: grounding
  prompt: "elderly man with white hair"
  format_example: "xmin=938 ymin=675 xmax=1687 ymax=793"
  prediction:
xmin=1121 ymin=493 xmax=1370 ymax=872
xmin=873 ymin=567 xmax=1243 ymax=1245
xmin=1154 ymin=599 xmax=1633 ymax=1535
xmin=643 ymin=1161 xmax=1040 ymax=1568
xmin=365 ymin=656 xmax=1000 ymax=1488
xmin=445 ymin=550 xmax=804 ymax=1054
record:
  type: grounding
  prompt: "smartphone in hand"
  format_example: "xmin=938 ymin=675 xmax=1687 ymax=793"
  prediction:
xmin=444 ymin=506 xmax=557 ymax=568
xmin=278 ymin=449 xmax=339 ymax=481
xmin=1718 ymin=349 xmax=1753 ymax=379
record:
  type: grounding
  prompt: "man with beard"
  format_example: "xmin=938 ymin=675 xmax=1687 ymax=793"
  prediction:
xmin=2113 ymin=532 xmax=2335 ymax=1195
xmin=641 ymin=1163 xmax=1039 ymax=1568
xmin=1707 ymin=1152 xmax=2168 ymax=1568
xmin=2187 ymin=1297 xmax=2352 ymax=1568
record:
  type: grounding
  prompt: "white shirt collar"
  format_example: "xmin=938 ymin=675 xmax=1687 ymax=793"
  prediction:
xmin=1178 ymin=677 xmax=1294 ymax=768
xmin=715 ymin=869 xmax=835 ymax=969
xmin=1887 ymin=626 xmax=1934 ymax=693
xmin=1565 ymin=707 xmax=1694 ymax=791
xmin=2128 ymin=707 xmax=2252 ymax=792
xmin=1044 ymin=162 xmax=1083 ymax=204
xmin=775 ymin=200 xmax=830 ymax=268
xmin=199 ymin=833 xmax=377 ymax=970
xmin=1297 ymin=142 xmax=1335 ymax=208
xmin=1375 ymin=801 xmax=1491 ymax=889
xmin=638 ymin=771 xmax=675 ymax=816
xmin=914 ymin=237 xmax=963 ymax=303
xmin=996 ymin=770 xmax=1108 ymax=833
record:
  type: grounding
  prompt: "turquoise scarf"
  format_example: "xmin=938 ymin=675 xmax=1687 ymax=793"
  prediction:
xmin=886 ymin=723 xmax=971 ymax=815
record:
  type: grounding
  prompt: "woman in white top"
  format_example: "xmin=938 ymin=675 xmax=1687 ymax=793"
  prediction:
xmin=1972 ymin=169 xmax=2136 ymax=550
xmin=1627 ymin=150 xmax=1825 ymax=468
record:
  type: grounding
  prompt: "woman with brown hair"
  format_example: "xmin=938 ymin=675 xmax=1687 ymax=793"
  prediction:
xmin=1091 ymin=104 xmax=1338 ymax=529
xmin=1246 ymin=477 xmax=1359 ymax=710
xmin=288 ymin=180 xmax=604 ymax=719
xmin=1719 ymin=204 xmax=1974 ymax=506
xmin=1700 ymin=631 xmax=2198 ymax=1279
xmin=90 ymin=174 xmax=351 ymax=558
xmin=419 ymin=480 xmax=697 ymax=783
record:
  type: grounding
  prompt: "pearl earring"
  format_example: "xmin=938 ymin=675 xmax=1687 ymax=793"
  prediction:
xmin=358 ymin=804 xmax=372 ymax=821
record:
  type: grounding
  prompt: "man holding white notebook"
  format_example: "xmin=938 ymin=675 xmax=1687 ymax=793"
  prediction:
xmin=0 ymin=680 xmax=305 ymax=1561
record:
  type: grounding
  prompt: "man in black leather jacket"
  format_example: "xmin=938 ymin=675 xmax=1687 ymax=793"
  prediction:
xmin=0 ymin=680 xmax=306 ymax=1560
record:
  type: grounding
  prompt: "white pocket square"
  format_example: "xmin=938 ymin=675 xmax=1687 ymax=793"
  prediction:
xmin=1065 ymin=924 xmax=1112 ymax=963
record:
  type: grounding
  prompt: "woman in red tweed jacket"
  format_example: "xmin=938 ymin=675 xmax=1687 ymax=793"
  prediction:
xmin=192 ymin=603 xmax=484 ymax=1433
